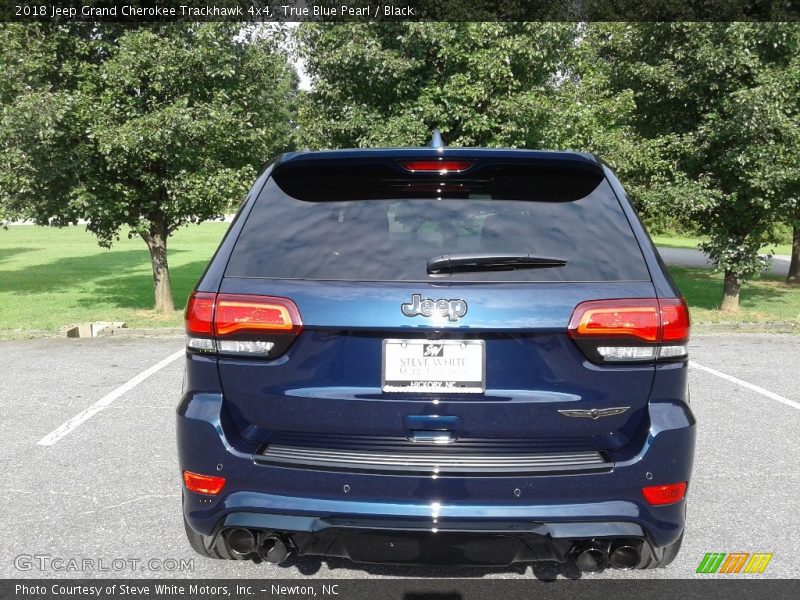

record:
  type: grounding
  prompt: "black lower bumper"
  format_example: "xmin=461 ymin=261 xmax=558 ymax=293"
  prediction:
xmin=215 ymin=513 xmax=655 ymax=567
xmin=291 ymin=529 xmax=574 ymax=566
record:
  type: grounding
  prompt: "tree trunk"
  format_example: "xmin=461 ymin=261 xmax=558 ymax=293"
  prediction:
xmin=787 ymin=224 xmax=800 ymax=284
xmin=720 ymin=269 xmax=740 ymax=312
xmin=141 ymin=226 xmax=175 ymax=312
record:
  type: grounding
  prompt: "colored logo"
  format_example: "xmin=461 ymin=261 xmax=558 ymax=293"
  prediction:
xmin=696 ymin=552 xmax=773 ymax=574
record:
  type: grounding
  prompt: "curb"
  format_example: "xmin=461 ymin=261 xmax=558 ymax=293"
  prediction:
xmin=98 ymin=327 xmax=184 ymax=338
xmin=693 ymin=321 xmax=799 ymax=334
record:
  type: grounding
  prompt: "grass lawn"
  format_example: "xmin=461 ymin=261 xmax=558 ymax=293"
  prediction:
xmin=669 ymin=266 xmax=800 ymax=324
xmin=1 ymin=224 xmax=798 ymax=335
xmin=652 ymin=233 xmax=793 ymax=256
xmin=0 ymin=222 xmax=228 ymax=333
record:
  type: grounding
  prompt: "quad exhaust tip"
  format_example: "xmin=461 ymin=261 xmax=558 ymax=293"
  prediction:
xmin=608 ymin=540 xmax=642 ymax=570
xmin=226 ymin=528 xmax=256 ymax=557
xmin=573 ymin=543 xmax=607 ymax=573
xmin=224 ymin=528 xmax=290 ymax=564
xmin=572 ymin=539 xmax=642 ymax=572
xmin=257 ymin=533 xmax=289 ymax=564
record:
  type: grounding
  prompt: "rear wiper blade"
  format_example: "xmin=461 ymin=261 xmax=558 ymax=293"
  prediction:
xmin=427 ymin=253 xmax=567 ymax=275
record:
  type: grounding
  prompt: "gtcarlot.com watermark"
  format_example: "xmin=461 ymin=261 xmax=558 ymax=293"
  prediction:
xmin=14 ymin=554 xmax=194 ymax=573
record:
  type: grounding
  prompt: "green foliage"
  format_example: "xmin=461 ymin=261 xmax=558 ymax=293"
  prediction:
xmin=296 ymin=23 xmax=581 ymax=149
xmin=3 ymin=22 xmax=799 ymax=313
xmin=297 ymin=21 xmax=800 ymax=307
xmin=0 ymin=23 xmax=296 ymax=309
xmin=593 ymin=23 xmax=800 ymax=285
xmin=1 ymin=23 xmax=296 ymax=241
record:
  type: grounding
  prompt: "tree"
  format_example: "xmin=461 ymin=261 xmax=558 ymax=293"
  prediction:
xmin=1 ymin=24 xmax=296 ymax=311
xmin=295 ymin=22 xmax=581 ymax=149
xmin=0 ymin=24 xmax=114 ymax=227
xmin=778 ymin=51 xmax=800 ymax=285
xmin=591 ymin=23 xmax=800 ymax=310
xmin=789 ymin=223 xmax=800 ymax=284
xmin=294 ymin=22 xmax=688 ymax=241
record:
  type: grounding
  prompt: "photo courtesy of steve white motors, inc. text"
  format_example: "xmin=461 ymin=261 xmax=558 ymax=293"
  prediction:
xmin=14 ymin=583 xmax=340 ymax=597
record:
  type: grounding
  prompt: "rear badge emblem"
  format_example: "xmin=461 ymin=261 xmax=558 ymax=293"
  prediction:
xmin=558 ymin=407 xmax=630 ymax=419
xmin=401 ymin=294 xmax=467 ymax=322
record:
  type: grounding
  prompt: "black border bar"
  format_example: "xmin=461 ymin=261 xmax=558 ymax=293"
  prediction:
xmin=1 ymin=0 xmax=799 ymax=22
xmin=5 ymin=579 xmax=800 ymax=600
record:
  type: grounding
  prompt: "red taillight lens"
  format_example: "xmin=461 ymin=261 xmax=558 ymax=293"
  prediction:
xmin=568 ymin=299 xmax=660 ymax=342
xmin=215 ymin=294 xmax=302 ymax=337
xmin=185 ymin=291 xmax=216 ymax=335
xmin=641 ymin=482 xmax=687 ymax=506
xmin=659 ymin=297 xmax=691 ymax=342
xmin=399 ymin=159 xmax=475 ymax=173
xmin=183 ymin=471 xmax=226 ymax=495
xmin=568 ymin=298 xmax=691 ymax=344
xmin=568 ymin=297 xmax=690 ymax=363
xmin=184 ymin=292 xmax=303 ymax=357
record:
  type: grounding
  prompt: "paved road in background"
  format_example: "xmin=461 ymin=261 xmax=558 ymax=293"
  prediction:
xmin=1 ymin=334 xmax=798 ymax=580
xmin=657 ymin=247 xmax=791 ymax=277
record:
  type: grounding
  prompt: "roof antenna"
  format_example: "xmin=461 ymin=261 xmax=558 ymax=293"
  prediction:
xmin=429 ymin=128 xmax=445 ymax=149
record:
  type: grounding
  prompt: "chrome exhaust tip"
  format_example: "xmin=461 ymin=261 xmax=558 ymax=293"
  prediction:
xmin=608 ymin=540 xmax=642 ymax=570
xmin=572 ymin=543 xmax=608 ymax=573
xmin=226 ymin=528 xmax=257 ymax=557
xmin=257 ymin=533 xmax=289 ymax=565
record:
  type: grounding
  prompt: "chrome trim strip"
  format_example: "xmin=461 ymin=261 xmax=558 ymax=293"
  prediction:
xmin=255 ymin=445 xmax=611 ymax=475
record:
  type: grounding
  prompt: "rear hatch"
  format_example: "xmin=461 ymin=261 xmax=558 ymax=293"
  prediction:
xmin=195 ymin=151 xmax=669 ymax=467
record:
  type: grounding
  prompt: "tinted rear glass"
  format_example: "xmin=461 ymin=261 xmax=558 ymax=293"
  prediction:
xmin=225 ymin=165 xmax=650 ymax=283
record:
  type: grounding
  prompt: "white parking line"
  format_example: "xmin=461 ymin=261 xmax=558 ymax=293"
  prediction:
xmin=690 ymin=360 xmax=800 ymax=411
xmin=36 ymin=349 xmax=184 ymax=446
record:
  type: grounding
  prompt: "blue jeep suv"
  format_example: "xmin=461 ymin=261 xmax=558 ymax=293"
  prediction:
xmin=178 ymin=139 xmax=695 ymax=572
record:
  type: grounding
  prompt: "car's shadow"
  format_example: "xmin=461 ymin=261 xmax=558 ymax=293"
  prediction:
xmin=256 ymin=554 xmax=584 ymax=580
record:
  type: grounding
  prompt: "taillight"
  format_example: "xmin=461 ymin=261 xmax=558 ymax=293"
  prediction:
xmin=568 ymin=297 xmax=690 ymax=363
xmin=183 ymin=471 xmax=226 ymax=495
xmin=641 ymin=482 xmax=687 ymax=506
xmin=185 ymin=291 xmax=215 ymax=336
xmin=185 ymin=292 xmax=302 ymax=358
xmin=399 ymin=159 xmax=475 ymax=173
xmin=215 ymin=294 xmax=302 ymax=336
xmin=659 ymin=297 xmax=691 ymax=341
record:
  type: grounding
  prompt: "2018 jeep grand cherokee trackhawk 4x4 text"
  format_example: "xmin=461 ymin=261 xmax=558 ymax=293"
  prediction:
xmin=177 ymin=140 xmax=695 ymax=572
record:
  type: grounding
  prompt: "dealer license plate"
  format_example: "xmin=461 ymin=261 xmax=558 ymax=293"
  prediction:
xmin=382 ymin=339 xmax=485 ymax=394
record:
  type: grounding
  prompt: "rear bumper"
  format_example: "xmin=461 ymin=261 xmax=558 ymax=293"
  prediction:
xmin=177 ymin=389 xmax=695 ymax=556
xmin=220 ymin=515 xmax=651 ymax=566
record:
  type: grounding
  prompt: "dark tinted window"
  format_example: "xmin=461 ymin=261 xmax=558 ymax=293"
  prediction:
xmin=226 ymin=172 xmax=650 ymax=282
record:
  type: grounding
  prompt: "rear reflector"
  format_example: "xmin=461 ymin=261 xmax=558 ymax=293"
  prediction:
xmin=641 ymin=482 xmax=687 ymax=506
xmin=183 ymin=471 xmax=226 ymax=495
xmin=399 ymin=159 xmax=475 ymax=173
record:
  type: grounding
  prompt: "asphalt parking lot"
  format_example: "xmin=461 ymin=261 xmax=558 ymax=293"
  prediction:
xmin=1 ymin=333 xmax=798 ymax=580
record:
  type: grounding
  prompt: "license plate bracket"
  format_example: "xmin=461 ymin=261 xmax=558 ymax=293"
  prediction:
xmin=382 ymin=339 xmax=485 ymax=394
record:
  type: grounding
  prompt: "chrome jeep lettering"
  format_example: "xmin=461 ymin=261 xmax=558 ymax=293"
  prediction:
xmin=401 ymin=294 xmax=468 ymax=322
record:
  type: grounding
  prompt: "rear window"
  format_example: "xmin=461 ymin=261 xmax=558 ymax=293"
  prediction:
xmin=225 ymin=162 xmax=650 ymax=283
